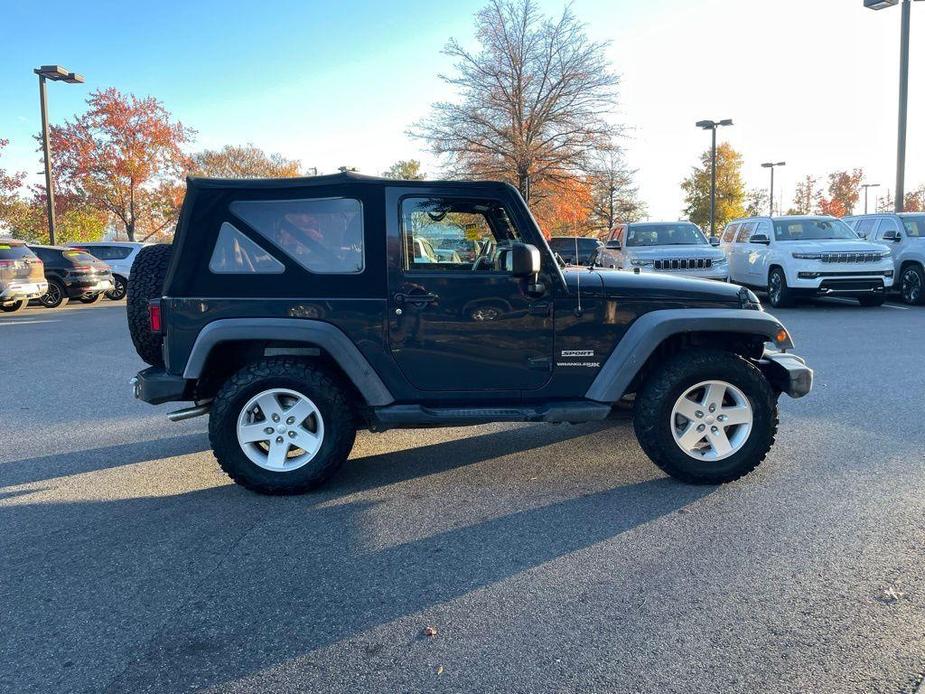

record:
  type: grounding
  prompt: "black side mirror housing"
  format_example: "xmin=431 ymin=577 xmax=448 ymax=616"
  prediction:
xmin=710 ymin=237 xmax=720 ymax=246
xmin=750 ymin=234 xmax=770 ymax=245
xmin=505 ymin=242 xmax=542 ymax=277
xmin=605 ymin=239 xmax=622 ymax=250
xmin=882 ymin=230 xmax=901 ymax=242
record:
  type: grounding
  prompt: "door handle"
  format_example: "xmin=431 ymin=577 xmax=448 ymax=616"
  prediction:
xmin=394 ymin=292 xmax=439 ymax=305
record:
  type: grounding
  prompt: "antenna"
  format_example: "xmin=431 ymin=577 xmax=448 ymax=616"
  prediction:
xmin=574 ymin=236 xmax=582 ymax=316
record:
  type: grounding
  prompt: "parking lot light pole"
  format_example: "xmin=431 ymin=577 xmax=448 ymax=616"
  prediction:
xmin=860 ymin=183 xmax=881 ymax=213
xmin=34 ymin=65 xmax=84 ymax=245
xmin=864 ymin=0 xmax=921 ymax=212
xmin=761 ymin=162 xmax=786 ymax=216
xmin=696 ymin=119 xmax=733 ymax=237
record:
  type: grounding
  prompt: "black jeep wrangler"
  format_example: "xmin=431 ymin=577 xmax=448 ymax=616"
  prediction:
xmin=128 ymin=172 xmax=812 ymax=494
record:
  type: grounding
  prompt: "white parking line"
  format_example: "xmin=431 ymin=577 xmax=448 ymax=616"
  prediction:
xmin=822 ymin=297 xmax=909 ymax=310
xmin=0 ymin=319 xmax=60 ymax=326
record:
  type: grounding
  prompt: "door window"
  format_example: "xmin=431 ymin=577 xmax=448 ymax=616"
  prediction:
xmin=400 ymin=197 xmax=521 ymax=272
xmin=722 ymin=224 xmax=739 ymax=243
xmin=855 ymin=218 xmax=877 ymax=238
xmin=737 ymin=222 xmax=757 ymax=242
xmin=877 ymin=217 xmax=900 ymax=238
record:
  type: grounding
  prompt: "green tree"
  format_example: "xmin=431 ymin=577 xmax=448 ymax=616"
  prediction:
xmin=680 ymin=142 xmax=746 ymax=233
xmin=191 ymin=144 xmax=301 ymax=178
xmin=382 ymin=159 xmax=426 ymax=180
xmin=788 ymin=175 xmax=820 ymax=215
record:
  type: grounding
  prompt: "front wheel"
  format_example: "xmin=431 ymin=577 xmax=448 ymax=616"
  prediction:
xmin=634 ymin=349 xmax=778 ymax=485
xmin=79 ymin=292 xmax=104 ymax=304
xmin=209 ymin=358 xmax=357 ymax=495
xmin=767 ymin=267 xmax=793 ymax=308
xmin=39 ymin=280 xmax=67 ymax=309
xmin=900 ymin=265 xmax=924 ymax=305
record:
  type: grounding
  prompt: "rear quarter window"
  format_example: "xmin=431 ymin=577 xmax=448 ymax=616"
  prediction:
xmin=230 ymin=197 xmax=364 ymax=274
xmin=0 ymin=244 xmax=36 ymax=260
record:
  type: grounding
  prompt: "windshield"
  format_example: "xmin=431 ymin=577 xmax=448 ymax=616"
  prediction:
xmin=901 ymin=216 xmax=924 ymax=238
xmin=625 ymin=223 xmax=707 ymax=247
xmin=773 ymin=218 xmax=857 ymax=241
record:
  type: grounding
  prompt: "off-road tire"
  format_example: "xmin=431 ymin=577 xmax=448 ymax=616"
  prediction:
xmin=767 ymin=267 xmax=793 ymax=308
xmin=126 ymin=244 xmax=172 ymax=367
xmin=900 ymin=264 xmax=925 ymax=305
xmin=0 ymin=299 xmax=27 ymax=313
xmin=39 ymin=279 xmax=67 ymax=309
xmin=634 ymin=348 xmax=778 ymax=485
xmin=106 ymin=275 xmax=127 ymax=301
xmin=209 ymin=358 xmax=357 ymax=495
xmin=857 ymin=294 xmax=885 ymax=307
xmin=79 ymin=292 xmax=104 ymax=304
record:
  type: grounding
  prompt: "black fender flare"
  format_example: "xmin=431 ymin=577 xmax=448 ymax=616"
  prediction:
xmin=182 ymin=318 xmax=394 ymax=406
xmin=584 ymin=308 xmax=795 ymax=403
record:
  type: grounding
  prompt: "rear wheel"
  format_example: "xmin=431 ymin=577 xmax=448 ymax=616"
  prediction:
xmin=0 ymin=299 xmax=27 ymax=313
xmin=126 ymin=244 xmax=172 ymax=367
xmin=209 ymin=358 xmax=357 ymax=495
xmin=39 ymin=280 xmax=67 ymax=309
xmin=767 ymin=267 xmax=793 ymax=308
xmin=858 ymin=294 xmax=885 ymax=307
xmin=106 ymin=275 xmax=127 ymax=300
xmin=634 ymin=348 xmax=778 ymax=485
xmin=900 ymin=264 xmax=924 ymax=305
xmin=79 ymin=292 xmax=104 ymax=304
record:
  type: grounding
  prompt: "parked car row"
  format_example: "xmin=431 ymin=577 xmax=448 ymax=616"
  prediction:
xmin=552 ymin=211 xmax=924 ymax=308
xmin=0 ymin=239 xmax=146 ymax=312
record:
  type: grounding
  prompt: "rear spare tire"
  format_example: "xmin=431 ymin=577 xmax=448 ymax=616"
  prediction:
xmin=126 ymin=244 xmax=172 ymax=367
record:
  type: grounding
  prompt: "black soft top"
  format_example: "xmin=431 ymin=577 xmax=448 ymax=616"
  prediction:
xmin=185 ymin=171 xmax=516 ymax=193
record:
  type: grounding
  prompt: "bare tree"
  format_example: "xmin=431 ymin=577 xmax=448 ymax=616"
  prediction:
xmin=587 ymin=148 xmax=644 ymax=233
xmin=411 ymin=0 xmax=619 ymax=203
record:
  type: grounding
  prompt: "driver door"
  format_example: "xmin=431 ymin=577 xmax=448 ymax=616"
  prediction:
xmin=386 ymin=191 xmax=554 ymax=392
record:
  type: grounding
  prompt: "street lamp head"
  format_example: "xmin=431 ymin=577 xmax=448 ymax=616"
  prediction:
xmin=35 ymin=65 xmax=84 ymax=83
xmin=864 ymin=0 xmax=899 ymax=9
xmin=718 ymin=119 xmax=733 ymax=127
xmin=695 ymin=120 xmax=715 ymax=129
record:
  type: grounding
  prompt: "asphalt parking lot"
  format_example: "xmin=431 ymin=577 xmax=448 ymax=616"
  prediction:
xmin=1 ymin=298 xmax=923 ymax=694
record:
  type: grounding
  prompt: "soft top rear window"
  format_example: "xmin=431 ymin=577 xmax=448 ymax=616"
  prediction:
xmin=0 ymin=244 xmax=36 ymax=260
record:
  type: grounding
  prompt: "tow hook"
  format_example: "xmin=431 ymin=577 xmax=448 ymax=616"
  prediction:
xmin=166 ymin=400 xmax=212 ymax=422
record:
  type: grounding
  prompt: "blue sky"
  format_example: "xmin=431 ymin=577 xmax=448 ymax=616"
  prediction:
xmin=1 ymin=0 xmax=921 ymax=217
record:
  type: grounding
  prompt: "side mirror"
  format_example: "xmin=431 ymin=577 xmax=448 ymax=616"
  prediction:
xmin=505 ymin=242 xmax=541 ymax=277
xmin=605 ymin=239 xmax=622 ymax=250
xmin=882 ymin=229 xmax=901 ymax=242
xmin=750 ymin=233 xmax=770 ymax=245
xmin=710 ymin=237 xmax=720 ymax=246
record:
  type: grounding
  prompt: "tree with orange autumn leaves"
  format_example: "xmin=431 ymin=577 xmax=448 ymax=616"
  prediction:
xmin=50 ymin=88 xmax=195 ymax=241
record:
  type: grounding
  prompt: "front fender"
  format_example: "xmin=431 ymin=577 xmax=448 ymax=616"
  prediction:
xmin=585 ymin=308 xmax=795 ymax=403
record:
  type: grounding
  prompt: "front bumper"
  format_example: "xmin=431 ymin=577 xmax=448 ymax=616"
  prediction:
xmin=1 ymin=280 xmax=48 ymax=301
xmin=758 ymin=350 xmax=813 ymax=399
xmin=630 ymin=266 xmax=729 ymax=281
xmin=786 ymin=263 xmax=894 ymax=292
xmin=132 ymin=367 xmax=193 ymax=405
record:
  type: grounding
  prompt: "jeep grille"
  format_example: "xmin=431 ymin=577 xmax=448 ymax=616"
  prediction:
xmin=653 ymin=258 xmax=713 ymax=271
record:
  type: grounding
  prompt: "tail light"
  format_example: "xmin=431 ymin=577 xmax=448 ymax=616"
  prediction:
xmin=148 ymin=300 xmax=162 ymax=333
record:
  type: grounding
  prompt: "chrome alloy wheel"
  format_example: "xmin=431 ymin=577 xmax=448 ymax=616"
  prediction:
xmin=768 ymin=272 xmax=782 ymax=305
xmin=236 ymin=388 xmax=325 ymax=472
xmin=670 ymin=380 xmax=753 ymax=461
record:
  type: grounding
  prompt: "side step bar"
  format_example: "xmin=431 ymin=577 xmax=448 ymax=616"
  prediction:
xmin=368 ymin=400 xmax=612 ymax=432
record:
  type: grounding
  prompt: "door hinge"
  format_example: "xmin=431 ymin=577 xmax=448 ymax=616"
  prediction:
xmin=528 ymin=356 xmax=552 ymax=371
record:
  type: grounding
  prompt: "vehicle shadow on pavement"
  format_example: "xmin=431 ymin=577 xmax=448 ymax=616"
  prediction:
xmin=0 ymin=432 xmax=209 ymax=488
xmin=0 ymin=423 xmax=711 ymax=693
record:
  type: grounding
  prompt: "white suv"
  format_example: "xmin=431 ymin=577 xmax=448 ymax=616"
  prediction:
xmin=844 ymin=213 xmax=925 ymax=305
xmin=719 ymin=215 xmax=893 ymax=308
xmin=66 ymin=242 xmax=147 ymax=301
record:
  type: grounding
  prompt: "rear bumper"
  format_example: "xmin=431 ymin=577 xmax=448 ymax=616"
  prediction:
xmin=1 ymin=280 xmax=48 ymax=301
xmin=64 ymin=277 xmax=114 ymax=297
xmin=758 ymin=350 xmax=813 ymax=399
xmin=132 ymin=367 xmax=193 ymax=405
